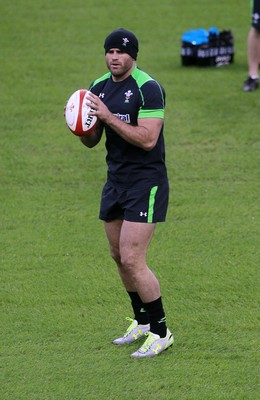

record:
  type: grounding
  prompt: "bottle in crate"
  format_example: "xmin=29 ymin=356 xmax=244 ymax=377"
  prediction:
xmin=181 ymin=29 xmax=208 ymax=66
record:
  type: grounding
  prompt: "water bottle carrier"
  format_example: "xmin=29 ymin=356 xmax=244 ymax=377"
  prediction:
xmin=181 ymin=27 xmax=234 ymax=67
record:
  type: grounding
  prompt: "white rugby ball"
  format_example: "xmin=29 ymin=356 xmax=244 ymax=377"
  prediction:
xmin=65 ymin=89 xmax=97 ymax=136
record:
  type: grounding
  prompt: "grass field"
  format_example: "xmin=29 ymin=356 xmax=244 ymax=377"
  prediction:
xmin=1 ymin=1 xmax=259 ymax=399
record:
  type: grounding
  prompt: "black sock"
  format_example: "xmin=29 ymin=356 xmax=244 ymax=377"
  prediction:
xmin=144 ymin=297 xmax=167 ymax=337
xmin=127 ymin=291 xmax=150 ymax=325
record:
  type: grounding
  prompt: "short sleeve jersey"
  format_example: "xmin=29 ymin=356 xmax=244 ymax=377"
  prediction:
xmin=89 ymin=66 xmax=168 ymax=188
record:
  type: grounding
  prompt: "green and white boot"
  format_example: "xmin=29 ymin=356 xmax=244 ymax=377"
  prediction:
xmin=112 ymin=317 xmax=150 ymax=345
xmin=131 ymin=329 xmax=174 ymax=358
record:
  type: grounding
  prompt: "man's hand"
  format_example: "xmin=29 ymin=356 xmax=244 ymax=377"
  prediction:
xmin=86 ymin=92 xmax=112 ymax=124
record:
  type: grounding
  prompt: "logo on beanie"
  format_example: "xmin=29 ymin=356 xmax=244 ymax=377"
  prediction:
xmin=122 ymin=37 xmax=129 ymax=46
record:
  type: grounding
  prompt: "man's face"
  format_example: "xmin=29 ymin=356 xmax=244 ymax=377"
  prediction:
xmin=105 ymin=48 xmax=135 ymax=81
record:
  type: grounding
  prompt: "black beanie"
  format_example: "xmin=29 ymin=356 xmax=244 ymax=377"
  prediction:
xmin=104 ymin=28 xmax=139 ymax=60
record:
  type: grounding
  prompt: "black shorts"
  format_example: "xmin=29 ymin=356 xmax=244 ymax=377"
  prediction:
xmin=252 ymin=0 xmax=260 ymax=29
xmin=99 ymin=180 xmax=169 ymax=223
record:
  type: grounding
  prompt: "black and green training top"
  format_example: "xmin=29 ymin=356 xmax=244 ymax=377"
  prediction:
xmin=89 ymin=66 xmax=168 ymax=188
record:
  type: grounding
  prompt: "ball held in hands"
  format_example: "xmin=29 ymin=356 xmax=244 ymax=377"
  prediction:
xmin=65 ymin=89 xmax=97 ymax=136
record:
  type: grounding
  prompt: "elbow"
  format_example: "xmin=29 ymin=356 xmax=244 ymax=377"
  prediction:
xmin=142 ymin=139 xmax=157 ymax=152
xmin=79 ymin=136 xmax=98 ymax=148
xmin=79 ymin=137 xmax=91 ymax=147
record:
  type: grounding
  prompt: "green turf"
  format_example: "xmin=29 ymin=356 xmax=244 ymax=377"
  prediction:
xmin=1 ymin=0 xmax=259 ymax=399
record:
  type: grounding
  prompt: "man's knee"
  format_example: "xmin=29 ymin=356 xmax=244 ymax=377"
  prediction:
xmin=109 ymin=245 xmax=121 ymax=265
xmin=120 ymin=251 xmax=136 ymax=271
